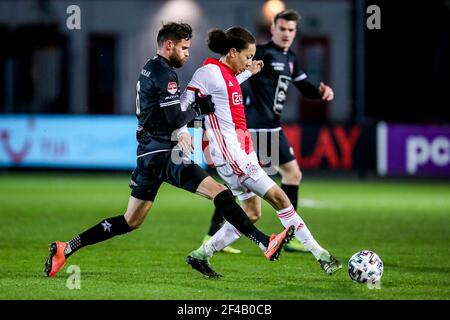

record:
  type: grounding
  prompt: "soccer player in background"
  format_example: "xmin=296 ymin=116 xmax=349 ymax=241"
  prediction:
xmin=201 ymin=9 xmax=334 ymax=253
xmin=183 ymin=26 xmax=341 ymax=278
xmin=44 ymin=22 xmax=294 ymax=279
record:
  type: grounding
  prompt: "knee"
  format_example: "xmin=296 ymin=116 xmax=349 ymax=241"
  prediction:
xmin=294 ymin=169 xmax=302 ymax=184
xmin=284 ymin=168 xmax=302 ymax=185
xmin=247 ymin=209 xmax=261 ymax=223
xmin=211 ymin=183 xmax=228 ymax=198
xmin=269 ymin=188 xmax=291 ymax=209
xmin=129 ymin=220 xmax=142 ymax=230
xmin=124 ymin=213 xmax=143 ymax=230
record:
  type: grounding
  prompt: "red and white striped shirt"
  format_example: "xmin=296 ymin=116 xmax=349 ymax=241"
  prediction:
xmin=181 ymin=58 xmax=254 ymax=176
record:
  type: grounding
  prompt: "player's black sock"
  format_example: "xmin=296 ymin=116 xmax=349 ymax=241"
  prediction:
xmin=64 ymin=215 xmax=132 ymax=257
xmin=207 ymin=208 xmax=225 ymax=236
xmin=281 ymin=184 xmax=299 ymax=210
xmin=213 ymin=189 xmax=269 ymax=248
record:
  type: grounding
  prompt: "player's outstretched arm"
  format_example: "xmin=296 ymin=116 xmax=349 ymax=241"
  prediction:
xmin=236 ymin=60 xmax=264 ymax=84
xmin=294 ymin=79 xmax=334 ymax=101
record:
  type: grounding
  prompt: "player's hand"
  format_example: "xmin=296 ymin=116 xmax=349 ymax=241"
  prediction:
xmin=319 ymin=82 xmax=334 ymax=101
xmin=192 ymin=89 xmax=215 ymax=116
xmin=177 ymin=132 xmax=193 ymax=155
xmin=248 ymin=60 xmax=264 ymax=75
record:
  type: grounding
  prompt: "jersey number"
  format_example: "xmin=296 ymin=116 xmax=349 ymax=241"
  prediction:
xmin=135 ymin=81 xmax=141 ymax=116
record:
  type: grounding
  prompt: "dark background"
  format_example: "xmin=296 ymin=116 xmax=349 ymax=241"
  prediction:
xmin=365 ymin=0 xmax=450 ymax=124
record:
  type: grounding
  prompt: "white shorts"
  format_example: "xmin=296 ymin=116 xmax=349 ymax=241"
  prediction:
xmin=215 ymin=152 xmax=276 ymax=201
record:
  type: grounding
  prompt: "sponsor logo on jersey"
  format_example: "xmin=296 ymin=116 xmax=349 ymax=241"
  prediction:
xmin=231 ymin=92 xmax=243 ymax=105
xmin=271 ymin=62 xmax=285 ymax=71
xmin=228 ymin=80 xmax=234 ymax=87
xmin=167 ymin=82 xmax=178 ymax=94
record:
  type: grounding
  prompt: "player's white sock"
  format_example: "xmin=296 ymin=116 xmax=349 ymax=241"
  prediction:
xmin=276 ymin=205 xmax=326 ymax=259
xmin=203 ymin=222 xmax=244 ymax=257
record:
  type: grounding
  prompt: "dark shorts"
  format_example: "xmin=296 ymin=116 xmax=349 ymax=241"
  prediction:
xmin=129 ymin=150 xmax=209 ymax=201
xmin=250 ymin=129 xmax=296 ymax=168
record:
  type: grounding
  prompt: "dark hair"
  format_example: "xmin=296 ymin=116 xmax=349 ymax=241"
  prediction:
xmin=207 ymin=27 xmax=256 ymax=55
xmin=273 ymin=9 xmax=300 ymax=25
xmin=157 ymin=22 xmax=192 ymax=48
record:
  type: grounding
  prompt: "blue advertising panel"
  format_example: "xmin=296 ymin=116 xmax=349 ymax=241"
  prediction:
xmin=0 ymin=115 xmax=206 ymax=169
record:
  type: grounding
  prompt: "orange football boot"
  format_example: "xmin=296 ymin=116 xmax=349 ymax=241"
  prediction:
xmin=264 ymin=225 xmax=295 ymax=261
xmin=44 ymin=241 xmax=67 ymax=277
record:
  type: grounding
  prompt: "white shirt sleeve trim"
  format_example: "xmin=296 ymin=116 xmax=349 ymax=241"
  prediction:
xmin=293 ymin=73 xmax=307 ymax=82
xmin=236 ymin=70 xmax=252 ymax=84
xmin=160 ymin=100 xmax=181 ymax=107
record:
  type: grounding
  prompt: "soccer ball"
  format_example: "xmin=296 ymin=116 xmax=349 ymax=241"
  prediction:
xmin=348 ymin=250 xmax=384 ymax=284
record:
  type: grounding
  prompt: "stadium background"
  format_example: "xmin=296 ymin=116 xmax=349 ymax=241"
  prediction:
xmin=0 ymin=0 xmax=449 ymax=300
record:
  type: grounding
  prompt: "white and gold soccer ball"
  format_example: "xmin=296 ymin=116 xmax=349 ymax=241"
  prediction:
xmin=348 ymin=250 xmax=384 ymax=284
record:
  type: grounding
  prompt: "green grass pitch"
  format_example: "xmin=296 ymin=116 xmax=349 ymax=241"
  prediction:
xmin=0 ymin=172 xmax=449 ymax=300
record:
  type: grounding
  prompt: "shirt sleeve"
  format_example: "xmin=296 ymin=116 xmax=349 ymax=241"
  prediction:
xmin=293 ymin=79 xmax=322 ymax=99
xmin=290 ymin=54 xmax=322 ymax=99
xmin=236 ymin=70 xmax=252 ymax=84
xmin=181 ymin=66 xmax=218 ymax=108
xmin=159 ymin=71 xmax=196 ymax=128
xmin=158 ymin=71 xmax=181 ymax=108
xmin=291 ymin=55 xmax=308 ymax=83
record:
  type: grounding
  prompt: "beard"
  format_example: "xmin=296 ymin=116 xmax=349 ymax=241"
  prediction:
xmin=169 ymin=52 xmax=186 ymax=68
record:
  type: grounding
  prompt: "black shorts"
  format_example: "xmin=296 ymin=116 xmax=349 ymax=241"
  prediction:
xmin=250 ymin=129 xmax=296 ymax=168
xmin=129 ymin=150 xmax=209 ymax=201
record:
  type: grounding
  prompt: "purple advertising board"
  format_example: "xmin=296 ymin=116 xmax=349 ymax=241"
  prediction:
xmin=377 ymin=123 xmax=450 ymax=176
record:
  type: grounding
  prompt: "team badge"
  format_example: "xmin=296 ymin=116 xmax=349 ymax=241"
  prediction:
xmin=167 ymin=82 xmax=178 ymax=94
xmin=246 ymin=163 xmax=259 ymax=177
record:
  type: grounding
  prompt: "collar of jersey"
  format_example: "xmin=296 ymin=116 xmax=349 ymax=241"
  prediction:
xmin=203 ymin=58 xmax=236 ymax=76
xmin=268 ymin=40 xmax=288 ymax=53
xmin=156 ymin=54 xmax=174 ymax=68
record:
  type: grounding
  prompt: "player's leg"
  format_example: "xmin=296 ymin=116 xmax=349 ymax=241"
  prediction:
xmin=203 ymin=153 xmax=340 ymax=275
xmin=201 ymin=208 xmax=241 ymax=254
xmin=240 ymin=194 xmax=262 ymax=223
xmin=254 ymin=129 xmax=306 ymax=252
xmin=197 ymin=195 xmax=262 ymax=260
xmin=199 ymin=182 xmax=262 ymax=255
xmin=278 ymin=159 xmax=302 ymax=209
xmin=181 ymin=172 xmax=294 ymax=277
xmin=274 ymin=130 xmax=308 ymax=252
xmin=278 ymin=160 xmax=308 ymax=252
xmin=44 ymin=162 xmax=161 ymax=278
xmin=205 ymin=209 xmax=225 ymax=238
xmin=188 ymin=163 xmax=294 ymax=277
xmin=44 ymin=196 xmax=153 ymax=277
xmin=276 ymin=130 xmax=302 ymax=210
xmin=193 ymin=176 xmax=274 ymax=251
xmin=165 ymin=157 xmax=288 ymax=253
xmin=263 ymin=184 xmax=342 ymax=274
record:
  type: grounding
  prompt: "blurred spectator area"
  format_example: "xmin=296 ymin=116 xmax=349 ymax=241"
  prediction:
xmin=0 ymin=0 xmax=449 ymax=124
xmin=0 ymin=0 xmax=353 ymax=122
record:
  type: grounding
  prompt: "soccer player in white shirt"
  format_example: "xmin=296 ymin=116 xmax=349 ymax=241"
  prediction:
xmin=182 ymin=27 xmax=342 ymax=278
